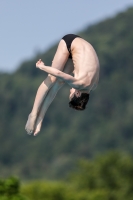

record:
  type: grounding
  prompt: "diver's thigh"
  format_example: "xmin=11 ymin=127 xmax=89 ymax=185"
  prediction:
xmin=51 ymin=40 xmax=69 ymax=71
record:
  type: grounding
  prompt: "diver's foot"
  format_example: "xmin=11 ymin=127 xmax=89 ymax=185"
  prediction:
xmin=25 ymin=113 xmax=37 ymax=135
xmin=33 ymin=117 xmax=43 ymax=136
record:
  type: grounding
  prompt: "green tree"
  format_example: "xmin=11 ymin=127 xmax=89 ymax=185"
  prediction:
xmin=0 ymin=177 xmax=28 ymax=200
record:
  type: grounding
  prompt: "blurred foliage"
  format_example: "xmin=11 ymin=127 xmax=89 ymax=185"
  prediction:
xmin=0 ymin=177 xmax=28 ymax=200
xmin=20 ymin=152 xmax=133 ymax=200
xmin=0 ymin=7 xmax=133 ymax=180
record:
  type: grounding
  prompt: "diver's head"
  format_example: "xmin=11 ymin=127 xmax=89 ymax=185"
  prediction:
xmin=69 ymin=88 xmax=89 ymax=110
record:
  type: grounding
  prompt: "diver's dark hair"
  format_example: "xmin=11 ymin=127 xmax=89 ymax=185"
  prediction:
xmin=69 ymin=93 xmax=90 ymax=111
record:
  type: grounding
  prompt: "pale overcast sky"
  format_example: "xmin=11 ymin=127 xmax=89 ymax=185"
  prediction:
xmin=0 ymin=0 xmax=133 ymax=72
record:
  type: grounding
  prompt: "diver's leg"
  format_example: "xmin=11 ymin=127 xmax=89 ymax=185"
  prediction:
xmin=33 ymin=59 xmax=74 ymax=136
xmin=33 ymin=79 xmax=64 ymax=136
xmin=25 ymin=76 xmax=56 ymax=134
xmin=25 ymin=40 xmax=69 ymax=134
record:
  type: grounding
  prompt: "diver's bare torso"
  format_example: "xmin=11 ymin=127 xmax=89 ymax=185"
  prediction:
xmin=68 ymin=37 xmax=100 ymax=92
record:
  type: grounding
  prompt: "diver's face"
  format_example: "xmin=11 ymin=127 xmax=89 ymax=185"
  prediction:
xmin=69 ymin=88 xmax=81 ymax=100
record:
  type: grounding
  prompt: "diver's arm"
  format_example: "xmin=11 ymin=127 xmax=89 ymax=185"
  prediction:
xmin=36 ymin=59 xmax=82 ymax=89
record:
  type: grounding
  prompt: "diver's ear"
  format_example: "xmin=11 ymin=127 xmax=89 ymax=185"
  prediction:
xmin=75 ymin=90 xmax=81 ymax=97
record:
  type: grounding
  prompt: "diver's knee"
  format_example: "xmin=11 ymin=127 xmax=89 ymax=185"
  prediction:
xmin=47 ymin=74 xmax=57 ymax=83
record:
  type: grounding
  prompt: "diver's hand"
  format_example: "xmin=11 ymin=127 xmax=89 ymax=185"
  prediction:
xmin=36 ymin=59 xmax=45 ymax=70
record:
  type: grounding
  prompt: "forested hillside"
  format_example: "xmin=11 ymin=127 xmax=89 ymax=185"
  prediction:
xmin=0 ymin=7 xmax=133 ymax=180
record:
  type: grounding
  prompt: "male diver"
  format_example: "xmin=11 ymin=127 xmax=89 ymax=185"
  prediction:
xmin=25 ymin=34 xmax=100 ymax=136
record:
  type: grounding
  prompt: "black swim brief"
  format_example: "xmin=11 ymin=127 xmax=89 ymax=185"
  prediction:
xmin=62 ymin=34 xmax=81 ymax=59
